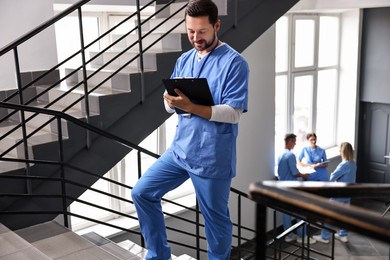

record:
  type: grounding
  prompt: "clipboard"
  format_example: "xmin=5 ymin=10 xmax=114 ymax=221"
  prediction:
xmin=162 ymin=78 xmax=214 ymax=114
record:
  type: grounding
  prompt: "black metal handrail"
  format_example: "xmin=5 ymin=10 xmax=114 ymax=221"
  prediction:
xmin=0 ymin=101 xmax=255 ymax=258
xmin=0 ymin=0 xmax=186 ymax=163
xmin=249 ymin=181 xmax=390 ymax=259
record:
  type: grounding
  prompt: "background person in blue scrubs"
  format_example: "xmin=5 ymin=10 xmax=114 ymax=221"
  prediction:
xmin=297 ymin=132 xmax=329 ymax=181
xmin=131 ymin=0 xmax=249 ymax=259
xmin=277 ymin=133 xmax=315 ymax=244
xmin=313 ymin=142 xmax=357 ymax=244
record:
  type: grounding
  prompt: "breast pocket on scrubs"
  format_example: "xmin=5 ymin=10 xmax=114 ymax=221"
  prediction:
xmin=200 ymin=131 xmax=233 ymax=167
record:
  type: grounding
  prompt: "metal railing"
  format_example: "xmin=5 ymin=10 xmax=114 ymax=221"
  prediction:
xmin=249 ymin=181 xmax=390 ymax=259
xmin=0 ymin=102 xmax=256 ymax=259
xmin=0 ymin=0 xmax=186 ymax=173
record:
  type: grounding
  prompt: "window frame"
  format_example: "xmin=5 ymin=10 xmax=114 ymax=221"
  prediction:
xmin=275 ymin=13 xmax=342 ymax=153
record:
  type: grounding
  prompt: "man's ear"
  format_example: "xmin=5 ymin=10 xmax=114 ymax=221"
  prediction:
xmin=215 ymin=19 xmax=221 ymax=32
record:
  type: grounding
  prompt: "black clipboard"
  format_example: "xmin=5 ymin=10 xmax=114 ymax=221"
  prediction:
xmin=163 ymin=78 xmax=214 ymax=114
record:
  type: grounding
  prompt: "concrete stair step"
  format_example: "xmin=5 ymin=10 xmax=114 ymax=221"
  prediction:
xmin=0 ymin=222 xmax=51 ymax=259
xmin=117 ymin=239 xmax=147 ymax=259
xmin=141 ymin=18 xmax=186 ymax=34
xmin=64 ymin=68 xmax=133 ymax=92
xmin=155 ymin=0 xmax=227 ymax=17
xmin=117 ymin=239 xmax=198 ymax=260
xmin=89 ymin=50 xmax=158 ymax=71
xmin=2 ymin=221 xmax=197 ymax=260
xmin=36 ymin=84 xmax=101 ymax=115
xmin=82 ymin=232 xmax=142 ymax=259
xmin=0 ymin=122 xmax=59 ymax=159
xmin=155 ymin=2 xmax=187 ymax=19
xmin=0 ymin=157 xmax=26 ymax=173
xmin=111 ymin=33 xmax=182 ymax=53
xmin=174 ymin=254 xmax=197 ymax=260
xmin=14 ymin=221 xmax=128 ymax=259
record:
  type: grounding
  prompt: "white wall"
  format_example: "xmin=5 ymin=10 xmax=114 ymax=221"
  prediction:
xmin=338 ymin=9 xmax=361 ymax=147
xmin=232 ymin=25 xmax=276 ymax=232
xmin=0 ymin=0 xmax=58 ymax=90
xmin=291 ymin=0 xmax=390 ymax=11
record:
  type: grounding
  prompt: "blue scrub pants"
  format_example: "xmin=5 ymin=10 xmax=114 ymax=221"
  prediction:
xmin=307 ymin=167 xmax=329 ymax=181
xmin=283 ymin=214 xmax=305 ymax=238
xmin=131 ymin=151 xmax=233 ymax=260
xmin=320 ymin=198 xmax=350 ymax=240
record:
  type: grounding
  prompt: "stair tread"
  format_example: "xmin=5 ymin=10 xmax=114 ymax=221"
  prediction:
xmin=0 ymin=124 xmax=48 ymax=138
xmin=54 ymin=245 xmax=124 ymax=260
xmin=83 ymin=232 xmax=142 ymax=259
xmin=174 ymin=254 xmax=197 ymax=260
xmin=54 ymin=82 xmax=129 ymax=96
xmin=2 ymin=246 xmax=52 ymax=260
xmin=65 ymin=63 xmax=157 ymax=75
xmin=0 ymin=124 xmax=57 ymax=140
xmin=12 ymin=221 xmax=147 ymax=260
xmin=0 ymin=159 xmax=26 ymax=173
xmin=118 ymin=239 xmax=147 ymax=258
xmin=94 ymin=48 xmax=182 ymax=54
xmin=15 ymin=221 xmax=118 ymax=259
xmin=0 ymin=227 xmax=38 ymax=258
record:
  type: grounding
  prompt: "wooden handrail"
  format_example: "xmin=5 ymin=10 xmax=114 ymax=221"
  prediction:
xmin=249 ymin=181 xmax=390 ymax=242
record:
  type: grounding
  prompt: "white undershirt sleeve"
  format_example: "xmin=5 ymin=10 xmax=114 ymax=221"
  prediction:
xmin=164 ymin=99 xmax=175 ymax=113
xmin=210 ymin=104 xmax=243 ymax=124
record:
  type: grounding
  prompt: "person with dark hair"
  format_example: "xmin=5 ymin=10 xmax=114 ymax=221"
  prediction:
xmin=131 ymin=0 xmax=249 ymax=259
xmin=297 ymin=132 xmax=329 ymax=181
xmin=313 ymin=142 xmax=357 ymax=244
xmin=277 ymin=133 xmax=316 ymax=244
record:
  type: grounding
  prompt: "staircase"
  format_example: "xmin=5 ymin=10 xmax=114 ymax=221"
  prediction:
xmin=0 ymin=0 xmax=299 ymax=256
xmin=0 ymin=220 xmax=196 ymax=259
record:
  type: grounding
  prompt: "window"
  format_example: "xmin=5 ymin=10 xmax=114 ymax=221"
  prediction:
xmin=275 ymin=14 xmax=341 ymax=156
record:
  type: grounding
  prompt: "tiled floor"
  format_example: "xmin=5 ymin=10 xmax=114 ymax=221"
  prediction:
xmin=284 ymin=230 xmax=390 ymax=260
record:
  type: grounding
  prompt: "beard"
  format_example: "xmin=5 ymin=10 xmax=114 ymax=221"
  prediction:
xmin=193 ymin=34 xmax=216 ymax=52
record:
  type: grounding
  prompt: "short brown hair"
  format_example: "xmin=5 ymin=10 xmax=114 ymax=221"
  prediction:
xmin=306 ymin=132 xmax=317 ymax=140
xmin=185 ymin=0 xmax=219 ymax=25
xmin=284 ymin=133 xmax=296 ymax=145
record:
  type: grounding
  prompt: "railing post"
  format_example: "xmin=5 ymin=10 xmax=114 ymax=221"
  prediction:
xmin=77 ymin=6 xmax=91 ymax=148
xmin=136 ymin=0 xmax=146 ymax=103
xmin=136 ymin=150 xmax=146 ymax=248
xmin=137 ymin=150 xmax=142 ymax=180
xmin=196 ymin=201 xmax=201 ymax=260
xmin=233 ymin=0 xmax=238 ymax=28
xmin=237 ymin=194 xmax=242 ymax=259
xmin=255 ymin=203 xmax=267 ymax=260
xmin=13 ymin=47 xmax=32 ymax=194
xmin=57 ymin=116 xmax=69 ymax=228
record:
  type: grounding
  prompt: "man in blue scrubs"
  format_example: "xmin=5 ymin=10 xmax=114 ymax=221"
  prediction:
xmin=131 ymin=0 xmax=249 ymax=259
xmin=277 ymin=133 xmax=315 ymax=244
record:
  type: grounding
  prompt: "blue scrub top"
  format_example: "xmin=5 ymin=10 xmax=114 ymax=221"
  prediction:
xmin=330 ymin=160 xmax=356 ymax=203
xmin=168 ymin=44 xmax=249 ymax=179
xmin=298 ymin=146 xmax=329 ymax=181
xmin=277 ymin=149 xmax=300 ymax=181
xmin=330 ymin=160 xmax=356 ymax=183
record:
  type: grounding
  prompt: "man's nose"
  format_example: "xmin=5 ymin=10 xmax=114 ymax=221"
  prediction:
xmin=193 ymin=32 xmax=201 ymax=41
